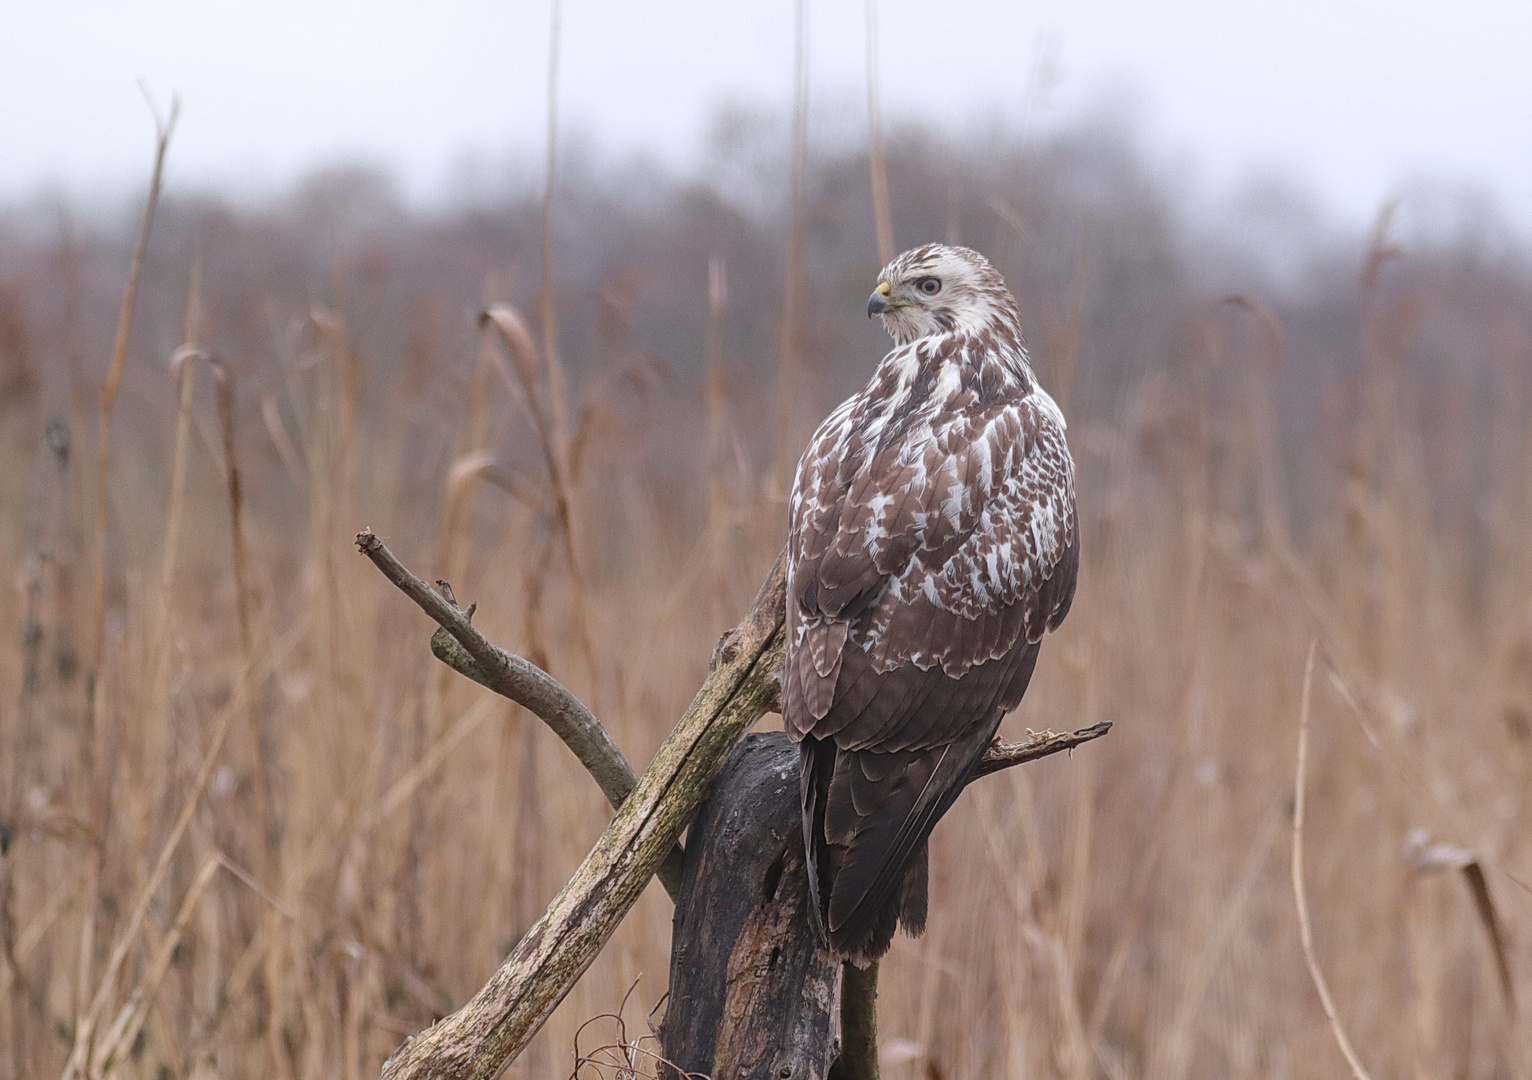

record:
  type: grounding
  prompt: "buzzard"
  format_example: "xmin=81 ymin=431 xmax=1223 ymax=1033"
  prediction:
xmin=782 ymin=243 xmax=1078 ymax=964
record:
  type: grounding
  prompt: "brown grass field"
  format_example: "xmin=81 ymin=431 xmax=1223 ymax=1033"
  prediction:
xmin=1 ymin=115 xmax=1530 ymax=1079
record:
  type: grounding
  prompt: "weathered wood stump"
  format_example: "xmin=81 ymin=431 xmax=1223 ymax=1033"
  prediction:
xmin=661 ymin=732 xmax=840 ymax=1080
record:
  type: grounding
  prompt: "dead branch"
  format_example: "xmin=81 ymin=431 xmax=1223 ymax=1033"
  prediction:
xmin=356 ymin=532 xmax=613 ymax=786
xmin=973 ymin=721 xmax=1113 ymax=779
xmin=376 ymin=548 xmax=787 ymax=1080
xmin=357 ymin=534 xmax=628 ymax=800
xmin=357 ymin=530 xmax=685 ymax=899
xmin=364 ymin=531 xmax=1108 ymax=1080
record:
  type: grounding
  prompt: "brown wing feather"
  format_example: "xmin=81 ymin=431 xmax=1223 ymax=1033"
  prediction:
xmin=805 ymin=639 xmax=1041 ymax=960
xmin=785 ymin=320 xmax=1077 ymax=963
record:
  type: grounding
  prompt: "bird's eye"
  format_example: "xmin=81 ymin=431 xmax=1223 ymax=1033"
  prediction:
xmin=918 ymin=277 xmax=942 ymax=295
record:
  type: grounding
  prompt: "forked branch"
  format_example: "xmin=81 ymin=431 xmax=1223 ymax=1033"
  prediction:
xmin=367 ymin=541 xmax=788 ymax=1080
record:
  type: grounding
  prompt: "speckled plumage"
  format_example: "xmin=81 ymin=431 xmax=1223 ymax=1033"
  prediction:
xmin=782 ymin=243 xmax=1078 ymax=963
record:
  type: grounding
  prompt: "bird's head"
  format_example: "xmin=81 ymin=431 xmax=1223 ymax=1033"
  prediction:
xmin=866 ymin=243 xmax=1017 ymax=346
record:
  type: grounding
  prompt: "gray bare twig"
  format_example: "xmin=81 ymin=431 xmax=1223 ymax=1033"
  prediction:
xmin=355 ymin=529 xmax=684 ymax=899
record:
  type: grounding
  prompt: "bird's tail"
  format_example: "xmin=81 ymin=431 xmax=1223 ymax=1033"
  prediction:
xmin=801 ymin=724 xmax=996 ymax=965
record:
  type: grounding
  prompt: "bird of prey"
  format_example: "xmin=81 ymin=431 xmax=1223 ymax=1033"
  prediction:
xmin=781 ymin=243 xmax=1078 ymax=964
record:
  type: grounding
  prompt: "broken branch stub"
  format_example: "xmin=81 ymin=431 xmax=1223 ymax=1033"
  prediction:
xmin=971 ymin=721 xmax=1113 ymax=779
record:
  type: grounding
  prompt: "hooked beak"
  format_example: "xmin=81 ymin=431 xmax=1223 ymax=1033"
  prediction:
xmin=867 ymin=281 xmax=892 ymax=319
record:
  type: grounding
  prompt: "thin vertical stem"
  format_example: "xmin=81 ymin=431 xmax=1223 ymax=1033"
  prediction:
xmin=142 ymin=268 xmax=202 ymax=823
xmin=215 ymin=364 xmax=252 ymax=659
xmin=91 ymin=98 xmax=177 ymax=690
xmin=79 ymin=97 xmax=176 ymax=1051
xmin=154 ymin=264 xmax=202 ymax=692
xmin=773 ymin=0 xmax=810 ymax=493
xmin=1291 ymin=642 xmax=1375 ymax=1080
xmin=864 ymin=0 xmax=894 ymax=266
xmin=541 ymin=0 xmax=569 ymax=470
xmin=705 ymin=257 xmax=729 ymax=527
xmin=534 ymin=0 xmax=599 ymax=692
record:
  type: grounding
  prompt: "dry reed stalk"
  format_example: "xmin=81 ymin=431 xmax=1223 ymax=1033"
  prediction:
xmin=1324 ymin=663 xmax=1481 ymax=877
xmin=434 ymin=329 xmax=507 ymax=965
xmin=438 ymin=329 xmax=499 ymax=593
xmin=540 ymin=0 xmax=570 ymax=470
xmin=87 ymin=855 xmax=219 ymax=1077
xmin=62 ymin=655 xmax=254 ymax=1072
xmin=88 ymin=96 xmax=177 ymax=690
xmin=704 ymin=257 xmax=729 ymax=530
xmin=772 ymin=0 xmax=810 ymax=495
xmin=301 ymin=307 xmax=353 ymax=798
xmin=1210 ymin=298 xmax=1366 ymax=693
xmin=75 ymin=96 xmax=176 ymax=1065
xmin=1157 ymin=805 xmax=1283 ymax=1080
xmin=1082 ymin=471 xmax=1213 ymax=1056
xmin=1058 ymin=683 xmax=1097 ymax=1080
xmin=60 ymin=628 xmax=300 ymax=1080
xmin=479 ymin=306 xmax=600 ymax=690
xmin=132 ymin=267 xmax=203 ymax=844
xmin=1349 ymin=204 xmax=1405 ymax=676
xmin=208 ymin=352 xmax=278 ymax=896
xmin=1220 ymin=295 xmax=1293 ymax=553
xmin=975 ymin=776 xmax=1080 ymax=1076
xmin=214 ymin=361 xmax=253 ymax=658
xmin=318 ymin=275 xmax=360 ymax=481
xmin=356 ymin=696 xmax=498 ymax=835
xmin=13 ymin=869 xmax=85 ymax=966
xmin=259 ymin=390 xmax=307 ymax=487
xmin=310 ymin=304 xmax=361 ymax=509
xmin=202 ymin=346 xmax=283 ymax=1068
xmin=1047 ymin=250 xmax=1088 ymax=413
xmin=1328 ymin=671 xmax=1519 ymax=1021
xmin=149 ymin=295 xmax=201 ymax=700
xmin=1291 ymin=641 xmax=1375 ymax=1080
xmin=167 ymin=346 xmax=271 ymax=844
xmin=863 ymin=0 xmax=893 ymax=266
xmin=120 ymin=287 xmax=204 ymax=953
xmin=1401 ymin=852 xmax=1441 ymax=1080
xmin=1220 ymin=298 xmax=1511 ymax=1013
xmin=1403 ymin=833 xmax=1515 ymax=1014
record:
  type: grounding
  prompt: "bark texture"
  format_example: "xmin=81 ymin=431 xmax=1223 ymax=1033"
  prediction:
xmin=661 ymin=732 xmax=840 ymax=1080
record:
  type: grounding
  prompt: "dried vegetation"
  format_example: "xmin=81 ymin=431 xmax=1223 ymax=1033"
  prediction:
xmin=0 ymin=115 xmax=1529 ymax=1078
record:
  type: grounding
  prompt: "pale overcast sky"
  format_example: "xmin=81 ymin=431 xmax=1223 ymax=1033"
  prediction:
xmin=3 ymin=0 xmax=1530 ymax=229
